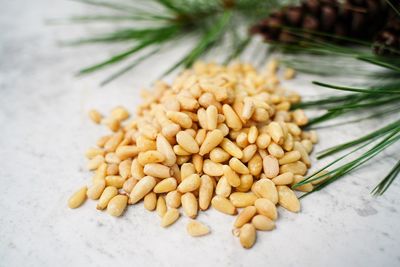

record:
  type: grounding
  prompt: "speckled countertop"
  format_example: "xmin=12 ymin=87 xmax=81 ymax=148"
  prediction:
xmin=1 ymin=1 xmax=399 ymax=266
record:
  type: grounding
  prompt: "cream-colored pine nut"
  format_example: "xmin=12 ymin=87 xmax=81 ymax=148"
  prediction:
xmin=239 ymin=223 xmax=256 ymax=249
xmin=248 ymin=126 xmax=258 ymax=144
xmin=272 ymin=172 xmax=294 ymax=185
xmin=165 ymin=190 xmax=182 ymax=209
xmin=216 ymin=176 xmax=231 ymax=197
xmin=229 ymin=157 xmax=249 ymax=174
xmin=222 ymin=104 xmax=242 ymax=130
xmin=93 ymin=163 xmax=107 ymax=182
xmin=139 ymin=124 xmax=158 ymax=140
xmin=229 ymin=192 xmax=257 ymax=208
xmin=192 ymin=154 xmax=203 ymax=173
xmin=136 ymin=135 xmax=157 ymax=152
xmin=87 ymin=179 xmax=106 ymax=200
xmin=164 ymin=98 xmax=180 ymax=111
xmin=176 ymin=131 xmax=199 ymax=154
xmin=203 ymin=159 xmax=224 ymax=176
xmin=223 ymin=165 xmax=241 ymax=187
xmin=242 ymin=98 xmax=255 ymax=120
xmin=263 ymin=155 xmax=279 ymax=179
xmin=131 ymin=159 xmax=145 ymax=179
xmin=138 ymin=150 xmax=165 ymax=165
xmin=236 ymin=174 xmax=253 ymax=192
xmin=252 ymin=108 xmax=270 ymax=123
xmin=187 ymin=220 xmax=210 ymax=237
xmin=115 ymin=145 xmax=139 ymax=160
xmin=103 ymin=118 xmax=120 ymax=132
xmin=287 ymin=123 xmax=301 ymax=136
xmin=268 ymin=142 xmax=284 ymax=158
xmin=236 ymin=132 xmax=249 ymax=148
xmin=209 ymin=147 xmax=231 ymax=163
xmin=106 ymin=164 xmax=119 ymax=176
xmin=292 ymin=175 xmax=313 ymax=192
xmin=293 ymin=109 xmax=308 ymax=126
xmin=154 ymin=177 xmax=177 ymax=193
xmin=277 ymin=185 xmax=300 ymax=212
xmin=251 ymin=178 xmax=278 ymax=204
xmin=161 ymin=208 xmax=180 ymax=227
xmin=241 ymin=145 xmax=257 ymax=163
xmin=195 ymin=129 xmax=207 ymax=145
xmin=156 ymin=196 xmax=167 ymax=217
xmin=162 ymin=123 xmax=181 ymax=139
xmin=309 ymin=130 xmax=318 ymax=144
xmin=89 ymin=109 xmax=103 ymax=124
xmin=97 ymin=135 xmax=111 ymax=148
xmin=96 ymin=186 xmax=118 ymax=210
xmin=198 ymin=92 xmax=215 ymax=108
xmin=87 ymin=155 xmax=104 ymax=171
xmin=254 ymin=198 xmax=278 ymax=220
xmin=211 ymin=195 xmax=237 ymax=215
xmin=104 ymin=132 xmax=124 ymax=152
xmin=85 ymin=148 xmax=105 ymax=159
xmin=310 ymin=170 xmax=330 ymax=185
xmin=301 ymin=139 xmax=313 ymax=154
xmin=68 ymin=186 xmax=87 ymax=209
xmin=248 ymin=154 xmax=263 ymax=176
xmin=252 ymin=215 xmax=275 ymax=231
xmin=176 ymin=156 xmax=190 ymax=165
xmin=181 ymin=163 xmax=195 ymax=180
xmin=217 ymin=114 xmax=225 ymax=123
xmin=178 ymin=173 xmax=201 ymax=193
xmin=119 ymin=159 xmax=132 ymax=179
xmin=181 ymin=192 xmax=198 ymax=218
xmin=284 ymin=68 xmax=296 ymax=80
xmin=129 ymin=176 xmax=157 ymax=204
xmin=177 ymin=95 xmax=199 ymax=111
xmin=283 ymin=133 xmax=294 ymax=151
xmin=143 ymin=163 xmax=171 ymax=178
xmin=206 ymin=105 xmax=218 ymax=130
xmin=111 ymin=106 xmax=129 ymax=121
xmin=144 ymin=192 xmax=157 ymax=211
xmin=267 ymin=122 xmax=284 ymax=145
xmin=166 ymin=111 xmax=192 ymax=129
xmin=217 ymin=123 xmax=229 ymax=136
xmin=279 ymin=121 xmax=289 ymax=139
xmin=234 ymin=206 xmax=257 ymax=228
xmin=256 ymin=133 xmax=271 ymax=149
xmin=173 ymin=145 xmax=191 ymax=156
xmin=185 ymin=128 xmax=197 ymax=138
xmin=105 ymin=152 xmax=121 ymax=164
xmin=199 ymin=175 xmax=213 ymax=210
xmin=280 ymin=161 xmax=307 ymax=175
xmin=293 ymin=141 xmax=311 ymax=167
xmin=276 ymin=101 xmax=291 ymax=111
xmin=278 ymin=151 xmax=301 ymax=165
xmin=105 ymin=175 xmax=125 ymax=189
xmin=197 ymin=108 xmax=208 ymax=129
xmin=122 ymin=177 xmax=137 ymax=193
xmin=220 ymin=138 xmax=243 ymax=159
xmin=199 ymin=129 xmax=224 ymax=156
xmin=107 ymin=195 xmax=128 ymax=217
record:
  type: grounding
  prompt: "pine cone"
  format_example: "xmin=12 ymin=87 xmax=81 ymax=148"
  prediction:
xmin=373 ymin=17 xmax=400 ymax=55
xmin=251 ymin=0 xmax=393 ymax=52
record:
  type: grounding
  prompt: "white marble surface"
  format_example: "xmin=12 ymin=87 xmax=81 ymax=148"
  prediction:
xmin=1 ymin=1 xmax=399 ymax=266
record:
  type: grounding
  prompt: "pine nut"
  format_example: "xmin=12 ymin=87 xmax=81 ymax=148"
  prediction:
xmin=104 ymin=132 xmax=123 ymax=152
xmin=263 ymin=155 xmax=279 ymax=178
xmin=143 ymin=163 xmax=171 ymax=178
xmin=107 ymin=195 xmax=128 ymax=217
xmin=248 ymin=154 xmax=263 ymax=176
xmin=267 ymin=122 xmax=284 ymax=145
xmin=222 ymin=104 xmax=242 ymax=130
xmin=211 ymin=196 xmax=237 ymax=215
xmin=283 ymin=133 xmax=294 ymax=151
xmin=116 ymin=145 xmax=139 ymax=160
xmin=236 ymin=132 xmax=249 ymax=148
xmin=251 ymin=178 xmax=278 ymax=204
xmin=256 ymin=133 xmax=271 ymax=149
xmin=89 ymin=109 xmax=103 ymax=124
xmin=287 ymin=123 xmax=301 ymax=136
xmin=217 ymin=123 xmax=229 ymax=136
xmin=248 ymin=126 xmax=258 ymax=144
xmin=242 ymin=98 xmax=255 ymax=120
xmin=105 ymin=175 xmax=125 ymax=189
xmin=310 ymin=170 xmax=330 ymax=185
xmin=181 ymin=163 xmax=195 ymax=180
xmin=254 ymin=198 xmax=278 ymax=220
xmin=292 ymin=175 xmax=313 ymax=192
xmin=87 ymin=155 xmax=105 ymax=171
xmin=206 ymin=105 xmax=218 ymax=130
xmin=187 ymin=220 xmax=210 ymax=237
xmin=301 ymin=139 xmax=313 ymax=154
xmin=111 ymin=106 xmax=129 ymax=121
xmin=277 ymin=185 xmax=300 ymax=212
xmin=97 ymin=186 xmax=118 ymax=210
xmin=209 ymin=147 xmax=230 ymax=163
xmin=173 ymin=145 xmax=191 ymax=156
xmin=223 ymin=165 xmax=241 ymax=187
xmin=129 ymin=176 xmax=157 ymax=204
xmin=203 ymin=159 xmax=224 ymax=176
xmin=229 ymin=157 xmax=249 ymax=174
xmin=162 ymin=123 xmax=181 ymax=139
xmin=93 ymin=163 xmax=107 ymax=182
xmin=293 ymin=141 xmax=311 ymax=167
xmin=106 ymin=163 xmax=119 ymax=176
xmin=154 ymin=177 xmax=177 ymax=193
xmin=122 ymin=177 xmax=137 ymax=193
xmin=197 ymin=108 xmax=208 ymax=129
xmin=161 ymin=208 xmax=180 ymax=227
xmin=239 ymin=224 xmax=256 ymax=249
xmin=216 ymin=176 xmax=231 ymax=197
xmin=192 ymin=154 xmax=203 ymax=173
xmin=272 ymin=172 xmax=294 ymax=185
xmin=166 ymin=111 xmax=192 ymax=129
xmin=105 ymin=153 xmax=121 ymax=164
xmin=87 ymin=179 xmax=106 ymax=200
xmin=241 ymin=145 xmax=257 ymax=163
xmin=85 ymin=148 xmax=105 ymax=159
xmin=278 ymin=151 xmax=301 ymax=165
xmin=166 ymin=190 xmax=182 ymax=208
xmin=220 ymin=138 xmax=243 ymax=159
xmin=293 ymin=109 xmax=308 ymax=126
xmin=229 ymin=192 xmax=257 ymax=208
xmin=131 ymin=159 xmax=145 ymax=179
xmin=199 ymin=129 xmax=224 ymax=156
xmin=199 ymin=175 xmax=213 ymax=210
xmin=234 ymin=206 xmax=257 ymax=228
xmin=156 ymin=195 xmax=167 ymax=217
xmin=252 ymin=215 xmax=275 ymax=231
xmin=97 ymin=135 xmax=110 ymax=148
xmin=143 ymin=192 xmax=157 ymax=211
xmin=280 ymin=161 xmax=307 ymax=175
xmin=136 ymin=135 xmax=157 ymax=152
xmin=176 ymin=131 xmax=199 ymax=154
xmin=178 ymin=173 xmax=201 ymax=193
xmin=119 ymin=159 xmax=132 ymax=179
xmin=68 ymin=186 xmax=87 ymax=209
xmin=195 ymin=129 xmax=207 ymax=145
xmin=236 ymin=174 xmax=253 ymax=192
xmin=181 ymin=192 xmax=198 ymax=218
xmin=268 ymin=142 xmax=284 ymax=158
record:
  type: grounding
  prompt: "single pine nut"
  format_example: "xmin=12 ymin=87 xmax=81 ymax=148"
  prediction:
xmin=93 ymin=163 xmax=107 ymax=182
xmin=162 ymin=123 xmax=181 ymax=139
xmin=279 ymin=151 xmax=301 ymax=165
xmin=143 ymin=163 xmax=171 ymax=178
xmin=310 ymin=170 xmax=330 ymax=185
xmin=256 ymin=133 xmax=271 ymax=149
xmin=229 ymin=192 xmax=257 ymax=208
xmin=209 ymin=147 xmax=231 ymax=163
xmin=234 ymin=206 xmax=257 ymax=228
xmin=177 ymin=95 xmax=199 ymax=111
xmin=268 ymin=142 xmax=284 ymax=158
xmin=181 ymin=192 xmax=198 ymax=218
xmin=97 ymin=186 xmax=118 ymax=210
xmin=176 ymin=131 xmax=199 ymax=154
xmin=277 ymin=185 xmax=301 ymax=212
xmin=129 ymin=176 xmax=157 ymax=204
xmin=111 ymin=106 xmax=129 ymax=121
xmin=229 ymin=157 xmax=249 ymax=174
xmin=248 ymin=126 xmax=258 ymax=144
xmin=241 ymin=145 xmax=257 ymax=163
xmin=272 ymin=172 xmax=294 ymax=185
xmin=287 ymin=123 xmax=301 ymax=136
xmin=236 ymin=132 xmax=249 ymax=148
xmin=292 ymin=175 xmax=313 ymax=192
xmin=105 ymin=175 xmax=125 ymax=189
xmin=87 ymin=179 xmax=106 ymax=200
xmin=178 ymin=173 xmax=201 ymax=193
xmin=122 ymin=177 xmax=137 ymax=193
xmin=197 ymin=108 xmax=208 ymax=129
xmin=252 ymin=215 xmax=275 ymax=231
xmin=280 ymin=161 xmax=307 ymax=175
xmin=166 ymin=111 xmax=192 ymax=129
xmin=309 ymin=130 xmax=318 ymax=143
xmin=301 ymin=139 xmax=313 ymax=154
xmin=195 ymin=129 xmax=207 ymax=145
xmin=254 ymin=198 xmax=278 ymax=220
xmin=106 ymin=164 xmax=119 ymax=176
xmin=293 ymin=141 xmax=311 ymax=167
xmin=131 ymin=159 xmax=145 ymax=179
xmin=199 ymin=175 xmax=213 ymax=210
xmin=187 ymin=220 xmax=210 ymax=237
xmin=239 ymin=224 xmax=256 ymax=249
xmin=177 ymin=156 xmax=190 ymax=165
xmin=242 ymin=98 xmax=255 ymax=120
xmin=68 ymin=186 xmax=87 ymax=209
xmin=136 ymin=135 xmax=157 ymax=152
xmin=166 ymin=190 xmax=182 ymax=208
xmin=199 ymin=129 xmax=224 ymax=156
xmin=104 ymin=132 xmax=123 ymax=152
xmin=97 ymin=135 xmax=110 ymax=148
xmin=192 ymin=154 xmax=203 ymax=173
xmin=181 ymin=163 xmax=196 ymax=180
xmin=173 ymin=145 xmax=191 ymax=156
xmin=87 ymin=155 xmax=105 ymax=171
xmin=107 ymin=195 xmax=128 ymax=217
xmin=89 ymin=109 xmax=103 ymax=124
xmin=284 ymin=68 xmax=296 ymax=80
xmin=154 ymin=177 xmax=177 ymax=193
xmin=119 ymin=159 xmax=132 ymax=179
xmin=85 ymin=148 xmax=105 ymax=159
xmin=156 ymin=196 xmax=167 ymax=217
xmin=223 ymin=165 xmax=241 ymax=187
xmin=161 ymin=208 xmax=180 ymax=227
xmin=263 ymin=155 xmax=279 ymax=178
xmin=220 ymin=138 xmax=243 ymax=159
xmin=217 ymin=123 xmax=229 ymax=136
xmin=267 ymin=122 xmax=284 ymax=145
xmin=283 ymin=133 xmax=294 ymax=151
xmin=211 ymin=196 xmax=237 ymax=215
xmin=203 ymin=160 xmax=224 ymax=176
xmin=115 ymin=145 xmax=139 ymax=160
xmin=248 ymin=154 xmax=263 ymax=176
xmin=236 ymin=174 xmax=253 ymax=192
xmin=293 ymin=109 xmax=308 ymax=126
xmin=206 ymin=105 xmax=218 ymax=130
xmin=105 ymin=153 xmax=121 ymax=164
xmin=138 ymin=150 xmax=165 ymax=165
xmin=143 ymin=192 xmax=157 ymax=211
xmin=251 ymin=178 xmax=278 ymax=204
xmin=216 ymin=176 xmax=231 ymax=197
xmin=222 ymin=104 xmax=242 ymax=130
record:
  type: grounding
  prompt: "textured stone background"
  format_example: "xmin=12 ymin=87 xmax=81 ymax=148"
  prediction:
xmin=1 ymin=1 xmax=399 ymax=266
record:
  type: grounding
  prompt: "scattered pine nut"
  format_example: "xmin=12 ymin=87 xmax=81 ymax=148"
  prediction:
xmin=68 ymin=186 xmax=87 ymax=209
xmin=187 ymin=220 xmax=210 ymax=237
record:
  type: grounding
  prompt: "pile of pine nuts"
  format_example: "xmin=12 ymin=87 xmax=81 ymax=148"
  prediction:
xmin=68 ymin=61 xmax=318 ymax=249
